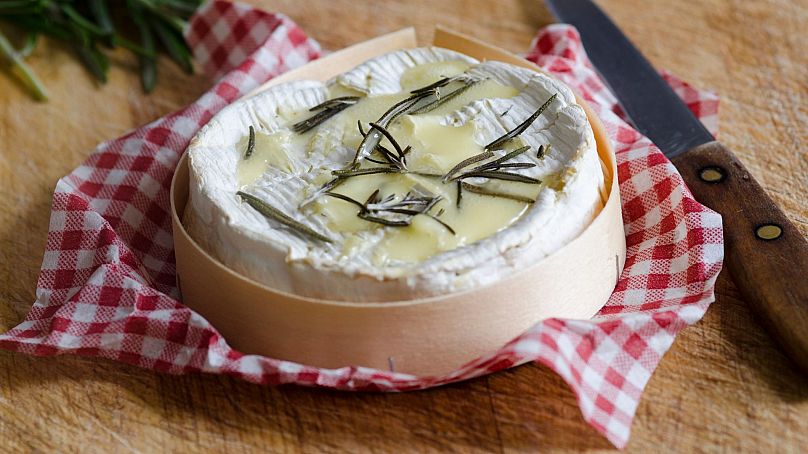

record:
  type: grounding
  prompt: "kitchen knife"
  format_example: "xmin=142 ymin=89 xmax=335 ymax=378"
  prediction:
xmin=545 ymin=0 xmax=808 ymax=374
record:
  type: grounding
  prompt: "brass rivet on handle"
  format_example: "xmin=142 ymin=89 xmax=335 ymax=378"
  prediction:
xmin=699 ymin=166 xmax=726 ymax=183
xmin=755 ymin=224 xmax=783 ymax=241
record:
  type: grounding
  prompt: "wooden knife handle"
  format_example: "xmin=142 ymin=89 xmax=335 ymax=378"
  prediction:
xmin=672 ymin=141 xmax=808 ymax=374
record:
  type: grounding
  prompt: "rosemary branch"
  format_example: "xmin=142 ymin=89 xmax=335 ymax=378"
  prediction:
xmin=0 ymin=0 xmax=201 ymax=99
xmin=244 ymin=125 xmax=255 ymax=159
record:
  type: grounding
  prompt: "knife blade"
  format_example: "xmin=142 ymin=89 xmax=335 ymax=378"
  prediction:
xmin=545 ymin=0 xmax=808 ymax=374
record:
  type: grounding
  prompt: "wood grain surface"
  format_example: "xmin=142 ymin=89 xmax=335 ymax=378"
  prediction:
xmin=1 ymin=0 xmax=806 ymax=452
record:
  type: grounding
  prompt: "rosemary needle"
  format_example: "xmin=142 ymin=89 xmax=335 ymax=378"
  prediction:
xmin=237 ymin=191 xmax=331 ymax=243
xmin=458 ymin=171 xmax=541 ymax=184
xmin=461 ymin=182 xmax=535 ymax=204
xmin=292 ymin=96 xmax=360 ymax=133
xmin=442 ymin=150 xmax=494 ymax=182
xmin=244 ymin=125 xmax=256 ymax=159
xmin=0 ymin=0 xmax=201 ymax=100
xmin=324 ymin=190 xmax=454 ymax=234
xmin=332 ymin=167 xmax=401 ymax=178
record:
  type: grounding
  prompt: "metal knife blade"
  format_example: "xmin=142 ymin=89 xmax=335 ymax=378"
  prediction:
xmin=544 ymin=0 xmax=808 ymax=375
xmin=545 ymin=0 xmax=714 ymax=158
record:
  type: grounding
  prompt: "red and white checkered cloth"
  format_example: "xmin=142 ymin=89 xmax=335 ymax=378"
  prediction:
xmin=0 ymin=1 xmax=723 ymax=448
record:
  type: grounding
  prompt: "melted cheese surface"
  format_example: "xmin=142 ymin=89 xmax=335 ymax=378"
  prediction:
xmin=235 ymin=60 xmax=539 ymax=264
xmin=185 ymin=47 xmax=603 ymax=301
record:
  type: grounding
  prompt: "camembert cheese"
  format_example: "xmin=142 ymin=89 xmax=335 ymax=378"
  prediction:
xmin=184 ymin=47 xmax=604 ymax=302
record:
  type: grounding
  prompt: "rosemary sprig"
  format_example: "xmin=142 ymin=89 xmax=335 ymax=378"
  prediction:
xmin=292 ymin=96 xmax=361 ymax=134
xmin=324 ymin=189 xmax=455 ymax=235
xmin=310 ymin=96 xmax=362 ymax=110
xmin=0 ymin=0 xmax=202 ymax=99
xmin=351 ymin=76 xmax=479 ymax=165
xmin=461 ymin=182 xmax=535 ymax=204
xmin=0 ymin=28 xmax=48 ymax=101
xmin=485 ymin=93 xmax=558 ymax=150
xmin=237 ymin=191 xmax=331 ymax=243
xmin=443 ymin=146 xmax=537 ymax=185
xmin=331 ymin=167 xmax=401 ymax=178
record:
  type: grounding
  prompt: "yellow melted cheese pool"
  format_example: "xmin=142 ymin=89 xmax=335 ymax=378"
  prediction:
xmin=236 ymin=60 xmax=543 ymax=264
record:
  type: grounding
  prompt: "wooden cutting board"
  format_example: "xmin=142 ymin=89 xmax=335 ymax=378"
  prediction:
xmin=0 ymin=0 xmax=806 ymax=451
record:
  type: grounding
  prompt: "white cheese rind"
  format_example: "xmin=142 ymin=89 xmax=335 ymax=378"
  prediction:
xmin=185 ymin=47 xmax=604 ymax=302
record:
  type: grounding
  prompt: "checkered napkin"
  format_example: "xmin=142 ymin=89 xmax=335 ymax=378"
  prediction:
xmin=0 ymin=1 xmax=723 ymax=448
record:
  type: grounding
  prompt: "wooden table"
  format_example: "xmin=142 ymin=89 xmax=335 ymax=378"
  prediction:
xmin=1 ymin=0 xmax=806 ymax=451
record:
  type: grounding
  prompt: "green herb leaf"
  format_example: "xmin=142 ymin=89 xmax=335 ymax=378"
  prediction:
xmin=0 ymin=28 xmax=47 ymax=101
xmin=89 ymin=0 xmax=115 ymax=36
xmin=332 ymin=167 xmax=401 ymax=178
xmin=19 ymin=32 xmax=37 ymax=58
xmin=244 ymin=125 xmax=256 ymax=158
xmin=442 ymin=150 xmax=494 ymax=182
xmin=76 ymin=44 xmax=109 ymax=83
xmin=425 ymin=213 xmax=456 ymax=235
xmin=475 ymin=145 xmax=532 ymax=171
xmin=128 ymin=0 xmax=157 ymax=92
xmin=62 ymin=4 xmax=110 ymax=38
xmin=457 ymin=170 xmax=541 ymax=184
xmin=460 ymin=182 xmax=535 ymax=204
xmin=0 ymin=0 xmax=201 ymax=99
xmin=238 ymin=191 xmax=331 ymax=243
xmin=409 ymin=78 xmax=480 ymax=115
xmin=292 ymin=96 xmax=359 ymax=133
xmin=485 ymin=93 xmax=557 ymax=150
xmin=537 ymin=143 xmax=550 ymax=159
xmin=151 ymin=18 xmax=193 ymax=73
